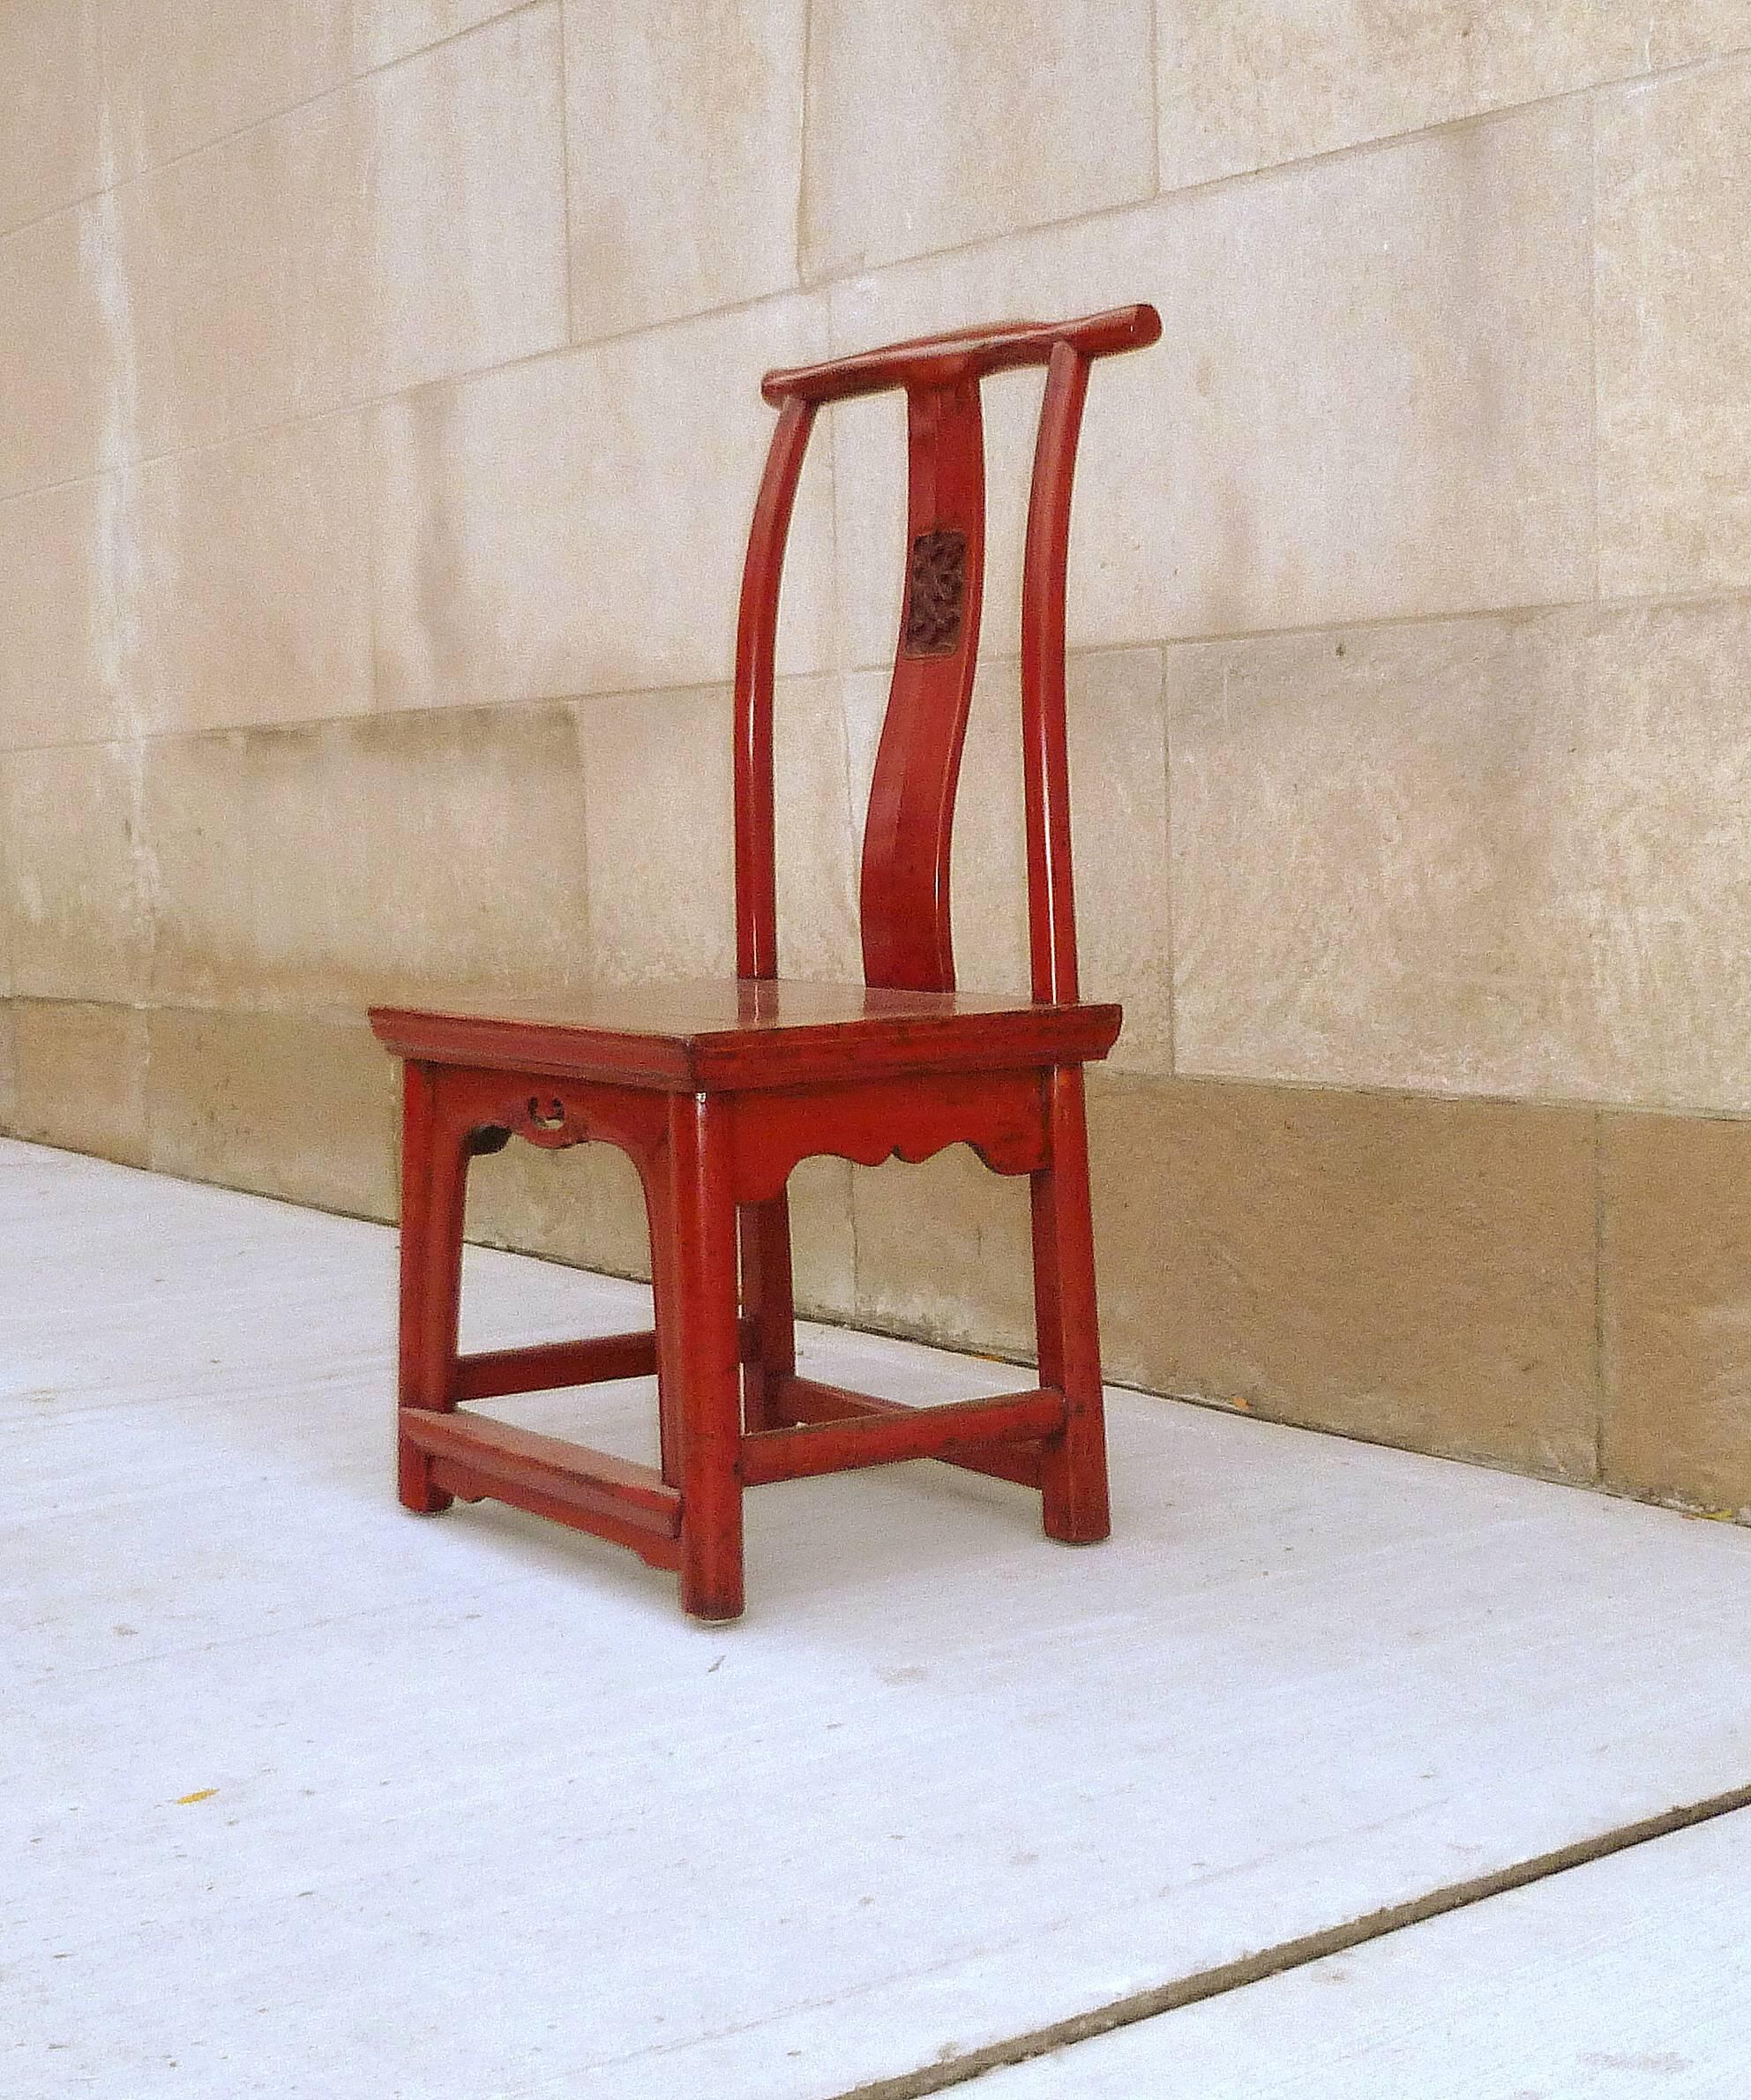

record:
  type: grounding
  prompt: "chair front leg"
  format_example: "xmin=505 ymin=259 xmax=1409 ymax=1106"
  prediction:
xmin=1031 ymin=1066 xmax=1111 ymax=1545
xmin=651 ymin=1093 xmax=746 ymax=1622
xmin=397 ymin=1061 xmax=473 ymax=1515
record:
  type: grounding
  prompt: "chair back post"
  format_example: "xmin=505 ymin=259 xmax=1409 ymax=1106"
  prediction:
xmin=1020 ymin=338 xmax=1091 ymax=1007
xmin=733 ymin=394 xmax=815 ymax=982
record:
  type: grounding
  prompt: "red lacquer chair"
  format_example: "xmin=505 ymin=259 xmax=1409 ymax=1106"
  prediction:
xmin=370 ymin=303 xmax=1162 ymax=1620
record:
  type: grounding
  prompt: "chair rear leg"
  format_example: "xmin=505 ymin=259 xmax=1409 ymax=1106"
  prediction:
xmin=397 ymin=1062 xmax=471 ymax=1515
xmin=651 ymin=1096 xmax=746 ymax=1622
xmin=1032 ymin=1067 xmax=1111 ymax=1544
xmin=738 ymin=1194 xmax=797 ymax=1430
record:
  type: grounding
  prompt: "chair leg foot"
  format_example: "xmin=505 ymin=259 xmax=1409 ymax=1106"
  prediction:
xmin=1041 ymin=1476 xmax=1111 ymax=1546
xmin=1041 ymin=1391 xmax=1111 ymax=1542
xmin=399 ymin=1436 xmax=453 ymax=1514
xmin=678 ymin=1491 xmax=746 ymax=1619
xmin=680 ymin=1580 xmax=745 ymax=1625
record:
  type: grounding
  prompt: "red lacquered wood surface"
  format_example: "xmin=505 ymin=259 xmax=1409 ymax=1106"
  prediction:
xmin=370 ymin=978 xmax=1119 ymax=1091
xmin=760 ymin=304 xmax=1161 ymax=405
xmin=1023 ymin=340 xmax=1091 ymax=1006
xmin=741 ymin=1389 xmax=1065 ymax=1486
xmin=734 ymin=393 xmax=814 ymax=982
xmin=859 ymin=378 xmax=985 ymax=991
xmin=370 ymin=302 xmax=1160 ymax=1619
xmin=774 ymin=1374 xmax=1045 ymax=1489
xmin=453 ymin=1329 xmax=657 ymax=1401
xmin=738 ymin=1196 xmax=795 ymax=1431
xmin=655 ymin=1091 xmax=745 ymax=1622
xmin=401 ymin=1407 xmax=681 ymax=1534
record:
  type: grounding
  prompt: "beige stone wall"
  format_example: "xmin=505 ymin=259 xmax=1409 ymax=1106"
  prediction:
xmin=4 ymin=3 xmax=1751 ymax=1519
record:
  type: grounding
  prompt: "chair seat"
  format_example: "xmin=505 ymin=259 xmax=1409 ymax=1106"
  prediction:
xmin=370 ymin=977 xmax=1122 ymax=1092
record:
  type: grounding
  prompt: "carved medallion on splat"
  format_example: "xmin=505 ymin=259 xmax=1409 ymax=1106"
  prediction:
xmin=902 ymin=528 xmax=967 ymax=656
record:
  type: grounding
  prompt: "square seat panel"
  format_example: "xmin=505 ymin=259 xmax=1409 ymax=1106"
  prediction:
xmin=370 ymin=978 xmax=1123 ymax=1093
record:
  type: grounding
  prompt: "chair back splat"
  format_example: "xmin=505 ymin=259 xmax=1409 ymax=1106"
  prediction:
xmin=733 ymin=303 xmax=1162 ymax=997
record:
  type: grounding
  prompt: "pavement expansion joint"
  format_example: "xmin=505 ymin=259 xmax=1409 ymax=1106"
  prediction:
xmin=835 ymin=1778 xmax=1751 ymax=2100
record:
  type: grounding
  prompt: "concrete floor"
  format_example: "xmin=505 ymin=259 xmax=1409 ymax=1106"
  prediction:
xmin=7 ymin=1137 xmax=1751 ymax=2098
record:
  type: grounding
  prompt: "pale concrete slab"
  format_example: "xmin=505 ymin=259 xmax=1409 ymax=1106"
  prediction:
xmin=974 ymin=1803 xmax=1751 ymax=2097
xmin=6 ymin=1138 xmax=1751 ymax=2100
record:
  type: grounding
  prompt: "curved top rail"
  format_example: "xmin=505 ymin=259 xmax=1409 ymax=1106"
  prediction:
xmin=761 ymin=303 xmax=1161 ymax=407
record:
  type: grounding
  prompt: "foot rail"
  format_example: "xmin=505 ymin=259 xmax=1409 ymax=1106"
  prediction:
xmin=773 ymin=1373 xmax=1047 ymax=1487
xmin=400 ymin=1408 xmax=682 ymax=1568
xmin=453 ymin=1318 xmax=762 ymax=1403
xmin=741 ymin=1386 xmax=1065 ymax=1486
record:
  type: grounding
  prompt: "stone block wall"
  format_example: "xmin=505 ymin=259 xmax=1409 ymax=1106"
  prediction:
xmin=4 ymin=2 xmax=1750 ymax=1519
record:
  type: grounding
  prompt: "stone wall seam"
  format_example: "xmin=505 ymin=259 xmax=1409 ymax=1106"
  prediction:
xmin=0 ymin=32 xmax=1735 ymax=319
xmin=5 ymin=280 xmax=806 ymax=505
xmin=92 ymin=2 xmax=555 ymax=199
xmin=1153 ymin=641 xmax=1176 ymax=1078
xmin=1591 ymin=1106 xmax=1608 ymax=1486
xmin=5 ymin=19 xmax=1727 ymax=270
xmin=556 ymin=0 xmax=578 ymax=347
xmin=1586 ymin=85 xmax=1603 ymax=608
xmin=1156 ymin=24 xmax=1751 ymax=200
xmin=1145 ymin=0 xmax=1163 ymax=199
xmin=796 ymin=0 xmax=819 ymax=295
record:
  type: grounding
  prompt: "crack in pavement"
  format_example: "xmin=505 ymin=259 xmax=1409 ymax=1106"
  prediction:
xmin=831 ymin=1778 xmax=1751 ymax=2099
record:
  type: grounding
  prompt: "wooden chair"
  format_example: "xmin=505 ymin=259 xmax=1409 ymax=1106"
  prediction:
xmin=370 ymin=303 xmax=1163 ymax=1621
